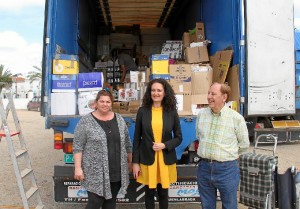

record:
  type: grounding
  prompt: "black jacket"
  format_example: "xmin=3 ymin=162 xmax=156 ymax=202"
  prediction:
xmin=132 ymin=106 xmax=182 ymax=165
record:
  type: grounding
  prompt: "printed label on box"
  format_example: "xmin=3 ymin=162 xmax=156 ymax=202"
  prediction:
xmin=52 ymin=75 xmax=77 ymax=92
xmin=118 ymin=89 xmax=138 ymax=101
xmin=78 ymin=91 xmax=99 ymax=115
xmin=53 ymin=54 xmax=79 ymax=74
xmin=78 ymin=72 xmax=103 ymax=91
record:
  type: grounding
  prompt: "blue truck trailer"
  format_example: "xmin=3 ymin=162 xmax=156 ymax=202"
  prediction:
xmin=41 ymin=0 xmax=295 ymax=203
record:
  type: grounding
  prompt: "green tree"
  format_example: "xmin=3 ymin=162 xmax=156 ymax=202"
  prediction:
xmin=0 ymin=64 xmax=13 ymax=84
xmin=27 ymin=65 xmax=42 ymax=85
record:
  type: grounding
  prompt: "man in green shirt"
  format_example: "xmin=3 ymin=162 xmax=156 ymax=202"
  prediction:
xmin=196 ymin=82 xmax=249 ymax=209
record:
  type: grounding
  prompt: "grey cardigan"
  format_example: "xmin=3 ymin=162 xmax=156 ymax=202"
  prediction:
xmin=73 ymin=112 xmax=132 ymax=199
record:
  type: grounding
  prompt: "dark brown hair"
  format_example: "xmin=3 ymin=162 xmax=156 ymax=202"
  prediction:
xmin=95 ymin=89 xmax=114 ymax=103
xmin=142 ymin=79 xmax=177 ymax=111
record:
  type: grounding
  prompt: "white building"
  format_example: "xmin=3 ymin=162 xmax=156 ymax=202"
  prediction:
xmin=0 ymin=75 xmax=41 ymax=109
xmin=10 ymin=75 xmax=41 ymax=100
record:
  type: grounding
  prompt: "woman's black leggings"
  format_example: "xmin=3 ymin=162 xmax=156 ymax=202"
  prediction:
xmin=144 ymin=183 xmax=169 ymax=209
xmin=85 ymin=181 xmax=121 ymax=209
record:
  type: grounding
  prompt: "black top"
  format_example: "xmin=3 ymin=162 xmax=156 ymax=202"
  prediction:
xmin=132 ymin=106 xmax=182 ymax=165
xmin=92 ymin=113 xmax=121 ymax=182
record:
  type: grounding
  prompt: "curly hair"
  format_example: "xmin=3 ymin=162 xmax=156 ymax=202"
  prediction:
xmin=142 ymin=79 xmax=177 ymax=111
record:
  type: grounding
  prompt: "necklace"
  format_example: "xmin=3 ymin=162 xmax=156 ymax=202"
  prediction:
xmin=104 ymin=121 xmax=112 ymax=134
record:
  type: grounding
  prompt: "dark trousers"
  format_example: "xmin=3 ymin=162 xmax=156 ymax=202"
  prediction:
xmin=145 ymin=183 xmax=169 ymax=209
xmin=85 ymin=181 xmax=121 ymax=209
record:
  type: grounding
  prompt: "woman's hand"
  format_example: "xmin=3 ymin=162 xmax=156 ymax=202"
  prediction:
xmin=152 ymin=142 xmax=166 ymax=151
xmin=74 ymin=167 xmax=84 ymax=181
xmin=132 ymin=163 xmax=141 ymax=179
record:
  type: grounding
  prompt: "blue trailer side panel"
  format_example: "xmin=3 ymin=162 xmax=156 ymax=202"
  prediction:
xmin=52 ymin=0 xmax=78 ymax=54
xmin=295 ymin=30 xmax=300 ymax=109
xmin=296 ymin=30 xmax=300 ymax=71
xmin=201 ymin=0 xmax=245 ymax=113
xmin=201 ymin=0 xmax=240 ymax=65
xmin=45 ymin=0 xmax=79 ymax=133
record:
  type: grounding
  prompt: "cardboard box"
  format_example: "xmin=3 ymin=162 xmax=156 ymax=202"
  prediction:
xmin=130 ymin=71 xmax=145 ymax=83
xmin=169 ymin=64 xmax=192 ymax=93
xmin=118 ymin=88 xmax=139 ymax=101
xmin=149 ymin=74 xmax=170 ymax=80
xmin=191 ymin=65 xmax=213 ymax=95
xmin=192 ymin=94 xmax=208 ymax=104
xmin=170 ymin=81 xmax=191 ymax=94
xmin=151 ymin=54 xmax=169 ymax=74
xmin=53 ymin=54 xmax=79 ymax=74
xmin=185 ymin=46 xmax=209 ymax=64
xmin=225 ymin=101 xmax=237 ymax=111
xmin=191 ymin=103 xmax=208 ymax=116
xmin=226 ymin=65 xmax=240 ymax=112
xmin=161 ymin=41 xmax=183 ymax=59
xmin=190 ymin=94 xmax=208 ymax=115
xmin=169 ymin=64 xmax=192 ymax=82
xmin=195 ymin=22 xmax=205 ymax=42
xmin=182 ymin=32 xmax=190 ymax=49
xmin=112 ymin=100 xmax=141 ymax=114
xmin=52 ymin=75 xmax=77 ymax=92
xmin=51 ymin=93 xmax=76 ymax=115
xmin=212 ymin=50 xmax=233 ymax=83
xmin=78 ymin=72 xmax=103 ymax=91
xmin=128 ymin=100 xmax=141 ymax=114
xmin=176 ymin=93 xmax=193 ymax=116
xmin=78 ymin=91 xmax=98 ymax=115
xmin=189 ymin=33 xmax=197 ymax=43
xmin=113 ymin=102 xmax=129 ymax=114
xmin=145 ymin=68 xmax=151 ymax=82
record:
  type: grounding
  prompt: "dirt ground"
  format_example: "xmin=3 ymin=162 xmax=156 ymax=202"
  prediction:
xmin=0 ymin=110 xmax=299 ymax=209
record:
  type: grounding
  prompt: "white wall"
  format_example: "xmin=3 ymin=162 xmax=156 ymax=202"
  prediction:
xmin=2 ymin=98 xmax=30 ymax=110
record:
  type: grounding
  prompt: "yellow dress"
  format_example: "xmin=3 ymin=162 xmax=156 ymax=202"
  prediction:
xmin=137 ymin=107 xmax=177 ymax=189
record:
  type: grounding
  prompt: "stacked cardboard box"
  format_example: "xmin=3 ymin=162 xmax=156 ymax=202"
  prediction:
xmin=51 ymin=54 xmax=79 ymax=115
xmin=77 ymin=72 xmax=104 ymax=115
xmin=150 ymin=54 xmax=170 ymax=80
xmin=51 ymin=54 xmax=105 ymax=115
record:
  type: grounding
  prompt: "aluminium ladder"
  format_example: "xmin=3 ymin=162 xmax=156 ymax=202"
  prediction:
xmin=0 ymin=90 xmax=44 ymax=209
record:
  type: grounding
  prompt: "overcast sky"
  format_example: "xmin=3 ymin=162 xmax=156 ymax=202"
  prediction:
xmin=0 ymin=0 xmax=299 ymax=75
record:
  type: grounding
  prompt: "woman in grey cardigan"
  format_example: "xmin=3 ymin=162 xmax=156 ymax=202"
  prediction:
xmin=73 ymin=89 xmax=132 ymax=209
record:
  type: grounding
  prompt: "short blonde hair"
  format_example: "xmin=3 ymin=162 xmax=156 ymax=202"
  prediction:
xmin=211 ymin=82 xmax=231 ymax=102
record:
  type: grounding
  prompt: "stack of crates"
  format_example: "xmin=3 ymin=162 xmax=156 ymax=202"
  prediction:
xmin=295 ymin=30 xmax=300 ymax=108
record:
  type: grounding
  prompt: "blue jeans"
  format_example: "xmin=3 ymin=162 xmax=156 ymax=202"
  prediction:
xmin=197 ymin=160 xmax=239 ymax=209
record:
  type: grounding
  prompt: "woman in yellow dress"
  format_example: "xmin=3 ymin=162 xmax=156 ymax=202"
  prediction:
xmin=132 ymin=78 xmax=182 ymax=209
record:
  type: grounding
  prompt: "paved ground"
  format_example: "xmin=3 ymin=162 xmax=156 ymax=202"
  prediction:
xmin=0 ymin=110 xmax=299 ymax=209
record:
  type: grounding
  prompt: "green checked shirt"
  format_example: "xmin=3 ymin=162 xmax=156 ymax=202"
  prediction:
xmin=196 ymin=106 xmax=249 ymax=162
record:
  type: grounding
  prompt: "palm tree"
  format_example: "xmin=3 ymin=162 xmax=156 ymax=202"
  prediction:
xmin=27 ymin=65 xmax=42 ymax=84
xmin=0 ymin=64 xmax=13 ymax=84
